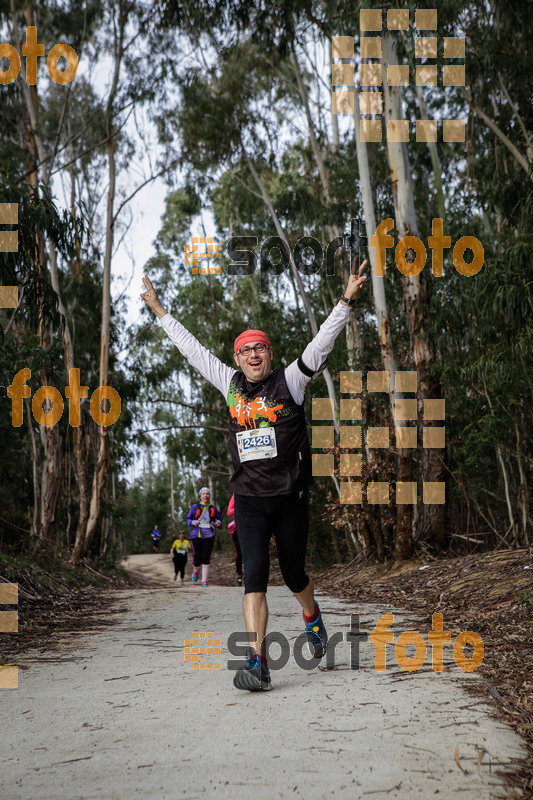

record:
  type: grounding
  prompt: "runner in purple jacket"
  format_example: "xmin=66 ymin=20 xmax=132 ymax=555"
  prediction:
xmin=186 ymin=487 xmax=222 ymax=587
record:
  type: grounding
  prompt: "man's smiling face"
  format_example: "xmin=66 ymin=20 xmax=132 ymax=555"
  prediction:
xmin=234 ymin=341 xmax=273 ymax=383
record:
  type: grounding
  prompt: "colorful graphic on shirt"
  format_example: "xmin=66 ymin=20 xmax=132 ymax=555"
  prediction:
xmin=227 ymin=382 xmax=285 ymax=429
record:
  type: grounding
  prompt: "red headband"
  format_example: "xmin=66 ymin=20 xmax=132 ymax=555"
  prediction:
xmin=234 ymin=329 xmax=271 ymax=355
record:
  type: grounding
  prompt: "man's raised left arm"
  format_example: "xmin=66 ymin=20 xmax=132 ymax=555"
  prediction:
xmin=285 ymin=259 xmax=367 ymax=405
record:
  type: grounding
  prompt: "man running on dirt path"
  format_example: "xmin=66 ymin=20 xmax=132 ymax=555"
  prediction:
xmin=151 ymin=524 xmax=161 ymax=553
xmin=141 ymin=259 xmax=367 ymax=691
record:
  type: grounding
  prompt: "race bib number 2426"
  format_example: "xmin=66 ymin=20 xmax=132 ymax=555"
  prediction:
xmin=236 ymin=427 xmax=277 ymax=462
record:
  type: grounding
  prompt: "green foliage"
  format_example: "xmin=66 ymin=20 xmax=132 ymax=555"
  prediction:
xmin=2 ymin=0 xmax=532 ymax=567
xmin=0 ymin=182 xmax=78 ymax=338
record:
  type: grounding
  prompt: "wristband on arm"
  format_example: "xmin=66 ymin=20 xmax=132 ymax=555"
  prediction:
xmin=340 ymin=293 xmax=355 ymax=306
xmin=297 ymin=356 xmax=328 ymax=379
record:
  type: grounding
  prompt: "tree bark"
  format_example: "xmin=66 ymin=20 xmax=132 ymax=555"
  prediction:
xmin=291 ymin=48 xmax=365 ymax=375
xmin=291 ymin=48 xmax=331 ymax=201
xmin=242 ymin=145 xmax=340 ymax=434
xmin=64 ymin=177 xmax=90 ymax=561
xmin=25 ymin=397 xmax=40 ymax=538
xmin=514 ymin=420 xmax=529 ymax=546
xmin=328 ymin=39 xmax=339 ymax=150
xmin=38 ymin=423 xmax=62 ymax=546
xmin=353 ymin=86 xmax=413 ymax=559
xmin=11 ymin=0 xmax=63 ymax=547
xmin=381 ymin=33 xmax=447 ymax=550
xmin=82 ymin=3 xmax=126 ymax=559
xmin=415 ymin=85 xmax=446 ymax=221
xmin=169 ymin=460 xmax=177 ymax=538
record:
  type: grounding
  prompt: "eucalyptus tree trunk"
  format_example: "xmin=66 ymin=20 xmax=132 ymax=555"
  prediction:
xmin=353 ymin=90 xmax=398 ymax=384
xmin=482 ymin=378 xmax=515 ymax=541
xmin=11 ymin=0 xmax=92 ymax=556
xmin=353 ymin=87 xmax=413 ymax=559
xmin=25 ymin=398 xmax=40 ymax=539
xmin=291 ymin=49 xmax=330 ymax=199
xmin=169 ymin=460 xmax=177 ymax=538
xmin=381 ymin=33 xmax=447 ymax=550
xmin=11 ymin=0 xmax=62 ymax=546
xmin=514 ymin=420 xmax=529 ymax=545
xmin=242 ymin=146 xmax=340 ymax=435
xmin=329 ymin=39 xmax=340 ymax=150
xmin=415 ymin=86 xmax=446 ymax=221
xmin=291 ymin=47 xmax=361 ymax=371
xmin=66 ymin=177 xmax=90 ymax=562
xmin=82 ymin=4 xmax=126 ymax=559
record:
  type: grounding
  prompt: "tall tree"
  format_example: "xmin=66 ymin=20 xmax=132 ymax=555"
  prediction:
xmin=381 ymin=31 xmax=447 ymax=550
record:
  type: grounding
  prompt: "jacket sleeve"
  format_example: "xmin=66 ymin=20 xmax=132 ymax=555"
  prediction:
xmin=227 ymin=495 xmax=235 ymax=517
xmin=159 ymin=313 xmax=235 ymax=398
xmin=214 ymin=506 xmax=222 ymax=524
xmin=186 ymin=504 xmax=197 ymax=527
xmin=284 ymin=302 xmax=351 ymax=405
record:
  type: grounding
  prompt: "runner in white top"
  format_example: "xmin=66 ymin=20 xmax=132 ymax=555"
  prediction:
xmin=141 ymin=259 xmax=367 ymax=690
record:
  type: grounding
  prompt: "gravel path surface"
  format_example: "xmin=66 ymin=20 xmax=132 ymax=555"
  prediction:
xmin=1 ymin=554 xmax=526 ymax=799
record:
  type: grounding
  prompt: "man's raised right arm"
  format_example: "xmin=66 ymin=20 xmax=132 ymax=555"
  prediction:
xmin=141 ymin=275 xmax=234 ymax=397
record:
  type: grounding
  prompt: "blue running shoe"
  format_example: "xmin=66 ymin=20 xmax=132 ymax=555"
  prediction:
xmin=304 ymin=603 xmax=328 ymax=659
xmin=233 ymin=648 xmax=272 ymax=691
xmin=192 ymin=568 xmax=199 ymax=583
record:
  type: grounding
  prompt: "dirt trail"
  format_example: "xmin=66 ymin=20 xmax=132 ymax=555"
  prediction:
xmin=0 ymin=554 xmax=526 ymax=800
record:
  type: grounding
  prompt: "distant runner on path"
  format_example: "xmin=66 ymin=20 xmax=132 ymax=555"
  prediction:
xmin=141 ymin=259 xmax=367 ymax=691
xmin=170 ymin=530 xmax=191 ymax=585
xmin=186 ymin=488 xmax=222 ymax=587
xmin=151 ymin=524 xmax=161 ymax=553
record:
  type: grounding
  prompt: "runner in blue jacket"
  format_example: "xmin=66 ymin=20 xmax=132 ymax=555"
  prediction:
xmin=151 ymin=524 xmax=161 ymax=553
xmin=186 ymin=487 xmax=222 ymax=587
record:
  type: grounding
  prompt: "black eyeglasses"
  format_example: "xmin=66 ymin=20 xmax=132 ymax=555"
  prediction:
xmin=237 ymin=344 xmax=269 ymax=357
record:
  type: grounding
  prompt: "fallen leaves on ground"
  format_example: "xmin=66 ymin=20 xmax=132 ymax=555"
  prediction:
xmin=318 ymin=547 xmax=533 ymax=798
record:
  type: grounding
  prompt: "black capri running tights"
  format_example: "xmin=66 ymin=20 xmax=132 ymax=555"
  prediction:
xmin=234 ymin=490 xmax=310 ymax=595
xmin=190 ymin=536 xmax=215 ymax=567
xmin=173 ymin=553 xmax=187 ymax=578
